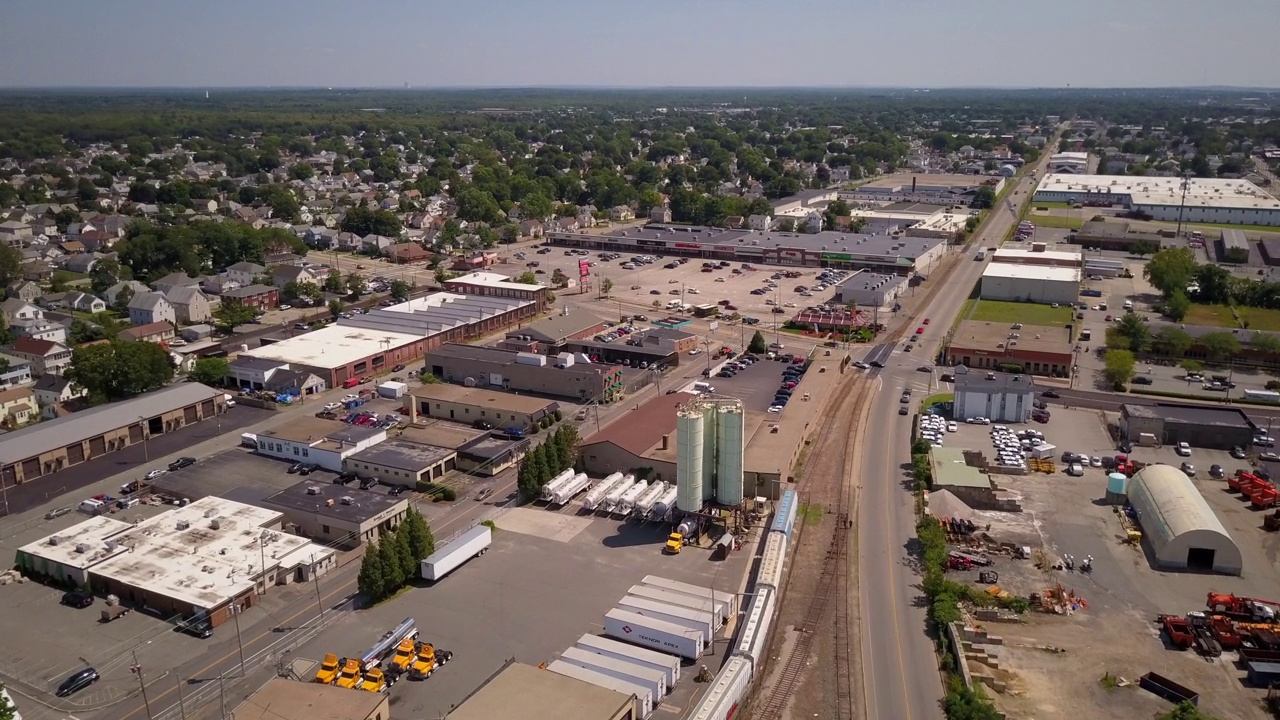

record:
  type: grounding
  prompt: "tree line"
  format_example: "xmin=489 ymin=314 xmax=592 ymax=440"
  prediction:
xmin=356 ymin=506 xmax=436 ymax=603
xmin=516 ymin=424 xmax=581 ymax=498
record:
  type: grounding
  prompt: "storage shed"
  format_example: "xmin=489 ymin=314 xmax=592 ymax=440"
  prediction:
xmin=1127 ymin=464 xmax=1242 ymax=575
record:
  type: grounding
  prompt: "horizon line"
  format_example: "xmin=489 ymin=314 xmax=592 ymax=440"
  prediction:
xmin=0 ymin=84 xmax=1278 ymax=93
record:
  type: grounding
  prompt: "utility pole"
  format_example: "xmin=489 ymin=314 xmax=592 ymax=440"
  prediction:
xmin=259 ymin=537 xmax=267 ymax=596
xmin=232 ymin=602 xmax=247 ymax=676
xmin=219 ymin=671 xmax=227 ymax=720
xmin=176 ymin=675 xmax=188 ymax=720
xmin=131 ymin=651 xmax=154 ymax=720
xmin=312 ymin=554 xmax=324 ymax=623
xmin=1175 ymin=171 xmax=1192 ymax=239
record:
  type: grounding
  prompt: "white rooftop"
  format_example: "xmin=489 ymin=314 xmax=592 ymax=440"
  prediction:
xmin=1050 ymin=151 xmax=1090 ymax=161
xmin=90 ymin=497 xmax=314 ymax=610
xmin=19 ymin=515 xmax=132 ymax=570
xmin=239 ymin=324 xmax=421 ymax=370
xmin=992 ymin=248 xmax=1082 ymax=264
xmin=1035 ymin=173 xmax=1280 ymax=211
xmin=983 ymin=262 xmax=1081 ymax=283
xmin=447 ymin=271 xmax=545 ymax=292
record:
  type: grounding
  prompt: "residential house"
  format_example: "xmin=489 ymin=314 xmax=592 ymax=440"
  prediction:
xmin=650 ymin=206 xmax=673 ymax=224
xmin=264 ymin=368 xmax=326 ymax=395
xmin=77 ymin=231 xmax=116 ymax=252
xmin=386 ymin=243 xmax=429 ymax=264
xmin=609 ymin=206 xmax=635 ymax=222
xmin=57 ymin=240 xmax=86 ymax=255
xmin=0 ymin=220 xmax=32 ymax=245
xmin=151 ymin=272 xmax=201 ymax=294
xmin=0 ymin=386 xmax=37 ymax=427
xmin=271 ymin=265 xmax=318 ymax=290
xmin=103 ymin=280 xmax=150 ymax=305
xmin=7 ymin=281 xmax=41 ymax=303
xmin=360 ymin=234 xmax=397 ymax=254
xmin=20 ymin=261 xmax=53 ymax=282
xmin=33 ymin=374 xmax=86 ymax=419
xmin=63 ymin=291 xmax=105 ymax=314
xmin=0 ymin=354 xmax=33 ymax=389
xmin=190 ymin=199 xmax=218 ymax=213
xmin=1 ymin=300 xmax=66 ymax=344
xmin=38 ymin=292 xmax=69 ymax=310
xmin=519 ymin=220 xmax=544 ymax=238
xmin=225 ymin=261 xmax=266 ymax=287
xmin=551 ymin=216 xmax=580 ymax=233
xmin=62 ymin=252 xmax=103 ymax=274
xmin=164 ymin=286 xmax=213 ymax=324
xmin=748 ymin=214 xmax=772 ymax=231
xmin=723 ymin=215 xmax=744 ymax=229
xmin=200 ymin=275 xmax=241 ymax=295
xmin=6 ymin=337 xmax=71 ymax=376
xmin=117 ymin=321 xmax=175 ymax=344
xmin=127 ymin=292 xmax=176 ymax=326
xmin=506 ymin=205 xmax=523 ymax=222
xmin=221 ymin=284 xmax=279 ymax=312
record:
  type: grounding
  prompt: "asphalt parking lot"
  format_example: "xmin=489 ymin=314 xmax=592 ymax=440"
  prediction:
xmin=147 ymin=445 xmax=332 ymax=503
xmin=2 ymin=405 xmax=274 ymax=517
xmin=690 ymin=354 xmax=805 ymax=412
xmin=290 ymin=507 xmax=753 ymax=719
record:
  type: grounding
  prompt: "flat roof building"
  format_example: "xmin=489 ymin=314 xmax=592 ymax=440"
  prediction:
xmin=990 ymin=248 xmax=1082 ymax=267
xmin=0 ymin=383 xmax=227 ymax=489
xmin=15 ymin=515 xmax=132 ymax=586
xmin=945 ymin=321 xmax=1074 ymax=378
xmin=260 ymin=480 xmax=410 ymax=549
xmin=579 ymin=392 xmax=693 ymax=481
xmin=1119 ymin=403 xmax=1255 ymax=450
xmin=447 ymin=661 xmax=634 ymax=720
xmin=953 ymin=368 xmax=1035 ymax=423
xmin=404 ymin=384 xmax=560 ymax=431
xmin=444 ymin=271 xmax=549 ymax=310
xmin=980 ymin=263 xmax=1080 ymax=305
xmin=346 ymin=441 xmax=457 ymax=487
xmin=1033 ymin=173 xmax=1280 ymax=227
xmin=236 ymin=678 xmax=388 ymax=720
xmin=254 ymin=417 xmax=387 ymax=472
xmin=844 ymin=173 xmax=1006 ymax=204
xmin=832 ymin=270 xmax=909 ymax=308
xmin=455 ymin=432 xmax=530 ymax=476
xmin=502 ymin=309 xmax=609 ymax=354
xmin=1072 ymin=219 xmax=1166 ymax=252
xmin=424 ymin=344 xmax=625 ymax=402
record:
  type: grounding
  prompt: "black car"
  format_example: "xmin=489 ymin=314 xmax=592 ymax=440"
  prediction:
xmin=393 ymin=364 xmax=405 ymax=372
xmin=62 ymin=590 xmax=94 ymax=608
xmin=472 ymin=419 xmax=494 ymax=430
xmin=298 ymin=463 xmax=318 ymax=476
xmin=716 ymin=371 xmax=734 ymax=378
xmin=57 ymin=667 xmax=100 ymax=697
xmin=869 ymin=360 xmax=885 ymax=368
xmin=168 ymin=457 xmax=196 ymax=471
xmin=917 ymin=366 xmax=932 ymax=373
xmin=1040 ymin=390 xmax=1060 ymax=398
xmin=1131 ymin=376 xmax=1153 ymax=385
xmin=288 ymin=462 xmax=305 ymax=473
xmin=334 ymin=471 xmax=358 ymax=485
xmin=389 ymin=485 xmax=409 ymax=496
xmin=176 ymin=618 xmax=213 ymax=639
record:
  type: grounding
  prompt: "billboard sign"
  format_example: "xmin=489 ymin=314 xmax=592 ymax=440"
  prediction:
xmin=578 ymin=260 xmax=590 ymax=279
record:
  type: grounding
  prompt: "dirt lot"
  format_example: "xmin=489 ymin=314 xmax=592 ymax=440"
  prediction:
xmin=935 ymin=408 xmax=1279 ymax=720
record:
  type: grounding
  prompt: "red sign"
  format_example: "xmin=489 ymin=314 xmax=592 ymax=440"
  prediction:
xmin=674 ymin=243 xmax=701 ymax=249
xmin=578 ymin=260 xmax=590 ymax=279
xmin=715 ymin=245 xmax=736 ymax=251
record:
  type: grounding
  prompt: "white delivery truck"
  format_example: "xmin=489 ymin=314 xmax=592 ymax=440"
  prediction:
xmin=574 ymin=634 xmax=681 ymax=687
xmin=547 ymin=660 xmax=653 ymax=719
xmin=420 ymin=525 xmax=491 ymax=582
xmin=604 ymin=608 xmax=704 ymax=660
xmin=559 ymin=646 xmax=667 ymax=699
xmin=241 ymin=432 xmax=258 ymax=448
xmin=616 ymin=596 xmax=715 ymax=643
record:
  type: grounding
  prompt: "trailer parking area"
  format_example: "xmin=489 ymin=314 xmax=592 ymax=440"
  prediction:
xmin=935 ymin=407 xmax=1280 ymax=719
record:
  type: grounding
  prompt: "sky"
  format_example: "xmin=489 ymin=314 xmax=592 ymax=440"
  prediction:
xmin=2 ymin=0 xmax=1278 ymax=89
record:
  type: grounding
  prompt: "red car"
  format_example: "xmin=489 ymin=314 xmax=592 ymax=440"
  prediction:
xmin=923 ymin=318 xmax=931 ymax=325
xmin=915 ymin=327 xmax=924 ymax=334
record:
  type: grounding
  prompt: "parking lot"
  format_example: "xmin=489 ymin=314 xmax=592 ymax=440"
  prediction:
xmin=289 ymin=503 xmax=755 ymax=719
xmin=931 ymin=406 xmax=1280 ymax=719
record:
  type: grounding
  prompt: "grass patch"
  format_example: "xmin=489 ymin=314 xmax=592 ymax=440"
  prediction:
xmin=1183 ymin=304 xmax=1238 ymax=329
xmin=922 ymin=393 xmax=954 ymax=409
xmin=798 ymin=503 xmax=824 ymax=526
xmin=480 ymin=519 xmax=497 ymax=532
xmin=1236 ymin=306 xmax=1280 ymax=332
xmin=1026 ymin=212 xmax=1084 ymax=230
xmin=968 ymin=299 xmax=1073 ymax=326
xmin=1188 ymin=220 xmax=1280 ymax=233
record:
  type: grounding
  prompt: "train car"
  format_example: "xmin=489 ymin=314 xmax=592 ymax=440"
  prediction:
xmin=732 ymin=586 xmax=776 ymax=676
xmin=770 ymin=489 xmax=798 ymax=538
xmin=756 ymin=532 xmax=787 ymax=591
xmin=686 ymin=656 xmax=752 ymax=720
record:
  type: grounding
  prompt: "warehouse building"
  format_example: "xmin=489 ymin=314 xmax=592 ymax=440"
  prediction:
xmin=502 ymin=309 xmax=609 ymax=354
xmin=260 ymin=481 xmax=410 ymax=549
xmin=833 ymin=270 xmax=909 ymax=308
xmin=945 ymin=321 xmax=1074 ymax=378
xmin=236 ymin=678 xmax=388 ymax=720
xmin=1119 ymin=404 xmax=1255 ymax=450
xmin=0 ymin=383 xmax=227 ymax=489
xmin=447 ymin=661 xmax=635 ymax=720
xmin=345 ymin=441 xmax=457 ymax=486
xmin=16 ymin=497 xmax=335 ymax=626
xmin=952 ymin=369 xmax=1034 ymax=423
xmin=455 ymin=432 xmax=529 ymax=476
xmin=444 ymin=271 xmax=550 ymax=311
xmin=990 ymin=248 xmax=1082 ymax=268
xmin=1218 ymin=228 xmax=1252 ymax=263
xmin=842 ymin=173 xmax=1006 ymax=204
xmin=980 ymin=263 xmax=1080 ymax=305
xmin=424 ymin=344 xmax=626 ymax=402
xmin=1033 ymin=174 xmax=1280 ymax=227
xmin=404 ymin=384 xmax=559 ymax=431
xmin=1071 ymin=220 xmax=1165 ymax=252
xmin=578 ymin=392 xmax=692 ymax=481
xmin=1127 ymin=464 xmax=1242 ymax=574
xmin=254 ymin=418 xmax=387 ymax=472
xmin=1046 ymin=152 xmax=1089 ymax=173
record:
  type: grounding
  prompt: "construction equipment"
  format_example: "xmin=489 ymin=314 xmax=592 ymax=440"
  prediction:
xmin=386 ymin=638 xmax=417 ymax=676
xmin=1252 ymin=484 xmax=1279 ymax=509
xmin=978 ymin=570 xmax=999 ymax=584
xmin=949 ymin=550 xmax=993 ymax=567
xmin=946 ymin=555 xmax=974 ymax=571
xmin=1207 ymin=593 xmax=1280 ymax=621
xmin=358 ymin=667 xmax=391 ymax=693
xmin=1186 ymin=612 xmax=1223 ymax=657
xmin=1209 ymin=615 xmax=1242 ymax=648
xmin=1159 ymin=615 xmax=1194 ymax=650
xmin=335 ymin=659 xmax=363 ymax=689
xmin=314 ymin=653 xmax=341 ymax=684
xmin=408 ymin=642 xmax=453 ymax=680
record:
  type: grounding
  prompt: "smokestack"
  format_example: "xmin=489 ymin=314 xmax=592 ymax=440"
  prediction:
xmin=661 ymin=434 xmax=669 ymax=451
xmin=912 ymin=176 xmax=917 ymax=193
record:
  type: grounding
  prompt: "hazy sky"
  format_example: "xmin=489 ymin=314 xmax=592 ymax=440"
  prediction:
xmin=3 ymin=0 xmax=1278 ymax=89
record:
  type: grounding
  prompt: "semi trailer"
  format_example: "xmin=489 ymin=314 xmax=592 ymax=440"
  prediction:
xmin=421 ymin=525 xmax=492 ymax=582
xmin=604 ymin=608 xmax=704 ymax=660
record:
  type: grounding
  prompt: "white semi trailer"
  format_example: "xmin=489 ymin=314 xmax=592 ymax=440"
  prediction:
xmin=582 ymin=472 xmax=625 ymax=511
xmin=550 ymin=472 xmax=591 ymax=506
xmin=615 ymin=479 xmax=649 ymax=515
xmin=420 ymin=525 xmax=492 ymax=582
xmin=573 ymin=633 xmax=681 ymax=687
xmin=631 ymin=481 xmax=668 ymax=518
xmin=539 ymin=469 xmax=577 ymax=502
xmin=604 ymin=608 xmax=704 ymax=660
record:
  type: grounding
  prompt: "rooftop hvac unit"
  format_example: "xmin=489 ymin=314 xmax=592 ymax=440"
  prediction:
xmin=47 ymin=536 xmax=60 ymax=545
xmin=176 ymin=520 xmax=190 ymax=530
xmin=75 ymin=543 xmax=90 ymax=554
xmin=210 ymin=518 xmax=221 ymax=530
xmin=219 ymin=548 xmax=226 ymax=555
xmin=204 ymin=508 xmax=216 ymax=518
xmin=306 ymin=486 xmax=322 ymax=495
xmin=341 ymin=496 xmax=354 ymax=505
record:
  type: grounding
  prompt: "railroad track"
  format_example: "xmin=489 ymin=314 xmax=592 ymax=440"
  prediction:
xmin=750 ymin=372 xmax=867 ymax=720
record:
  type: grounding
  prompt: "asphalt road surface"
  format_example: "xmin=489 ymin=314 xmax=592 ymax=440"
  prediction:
xmin=857 ymin=134 xmax=1060 ymax=720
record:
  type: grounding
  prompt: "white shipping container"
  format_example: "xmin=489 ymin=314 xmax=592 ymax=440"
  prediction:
xmin=420 ymin=525 xmax=491 ymax=581
xmin=560 ymin=646 xmax=666 ymax=699
xmin=377 ymin=381 xmax=409 ymax=399
xmin=574 ymin=634 xmax=681 ymax=687
xmin=626 ymin=585 xmax=728 ymax=626
xmin=641 ymin=575 xmax=737 ymax=618
xmin=604 ymin=609 xmax=704 ymax=660
xmin=547 ymin=660 xmax=653 ymax=719
xmin=616 ymin=596 xmax=714 ymax=642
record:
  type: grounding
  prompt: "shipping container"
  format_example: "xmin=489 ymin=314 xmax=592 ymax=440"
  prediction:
xmin=604 ymin=609 xmax=704 ymax=660
xmin=641 ymin=575 xmax=736 ymax=618
xmin=574 ymin=634 xmax=681 ymax=687
xmin=616 ymin=595 xmax=715 ymax=642
xmin=376 ymin=381 xmax=409 ymax=399
xmin=626 ymin=585 xmax=728 ymax=626
xmin=687 ymin=657 xmax=752 ymax=720
xmin=547 ymin=659 xmax=653 ymax=719
xmin=559 ymin=646 xmax=666 ymax=699
xmin=420 ymin=525 xmax=491 ymax=581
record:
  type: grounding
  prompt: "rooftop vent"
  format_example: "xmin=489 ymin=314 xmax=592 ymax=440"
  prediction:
xmin=47 ymin=535 xmax=60 ymax=546
xmin=75 ymin=543 xmax=91 ymax=554
xmin=306 ymin=486 xmax=322 ymax=495
xmin=210 ymin=518 xmax=221 ymax=530
xmin=176 ymin=520 xmax=190 ymax=530
xmin=219 ymin=548 xmax=226 ymax=555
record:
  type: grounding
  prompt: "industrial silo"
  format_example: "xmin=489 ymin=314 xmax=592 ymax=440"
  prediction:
xmin=701 ymin=402 xmax=718 ymax=502
xmin=715 ymin=404 xmax=745 ymax=506
xmin=676 ymin=406 xmax=705 ymax=513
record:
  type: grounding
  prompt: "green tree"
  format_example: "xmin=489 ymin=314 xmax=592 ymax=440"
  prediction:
xmin=1162 ymin=290 xmax=1191 ymax=321
xmin=544 ymin=435 xmax=566 ymax=474
xmin=519 ymin=192 xmax=553 ymax=221
xmin=346 ymin=272 xmax=366 ymax=297
xmin=212 ymin=302 xmax=258 ymax=333
xmin=1158 ymin=700 xmax=1220 ymax=720
xmin=1107 ymin=313 xmax=1152 ymax=353
xmin=66 ymin=339 xmax=175 ymax=403
xmin=1156 ymin=326 xmax=1194 ymax=357
xmin=748 ymin=330 xmax=767 ymax=354
xmin=778 ymin=217 xmax=796 ymax=232
xmin=1200 ymin=331 xmax=1241 ymax=361
xmin=288 ymin=163 xmax=314 ymax=181
xmin=389 ymin=279 xmax=411 ymax=301
xmin=1250 ymin=333 xmax=1280 ymax=356
xmin=1104 ymin=349 xmax=1136 ymax=389
xmin=433 ymin=267 xmax=452 ymax=285
xmin=1143 ymin=247 xmax=1198 ymax=297
xmin=1180 ymin=359 xmax=1204 ymax=374
xmin=341 ymin=206 xmax=402 ymax=237
xmin=377 ymin=533 xmax=406 ymax=593
xmin=514 ymin=271 xmax=537 ymax=284
xmin=1130 ymin=239 xmax=1158 ymax=257
xmin=357 ymin=540 xmax=387 ymax=601
xmin=68 ymin=318 xmax=103 ymax=344
xmin=401 ymin=506 xmax=435 ymax=567
xmin=0 ymin=245 xmax=21 ymax=288
xmin=90 ymin=258 xmax=130 ymax=295
xmin=556 ymin=424 xmax=580 ymax=468
xmin=0 ymin=681 xmax=18 ymax=720
xmin=970 ymin=185 xmax=996 ymax=209
xmin=530 ymin=444 xmax=551 ymax=488
xmin=323 ymin=269 xmax=345 ymax=293
xmin=392 ymin=524 xmax=417 ymax=582
xmin=328 ymin=298 xmax=344 ymax=319
xmin=188 ymin=357 xmax=229 ymax=385
xmin=599 ymin=277 xmax=613 ymax=296
xmin=941 ymin=680 xmax=1004 ymax=720
xmin=551 ymin=268 xmax=568 ymax=287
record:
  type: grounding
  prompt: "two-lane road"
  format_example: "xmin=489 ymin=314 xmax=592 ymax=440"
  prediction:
xmin=856 ymin=134 xmax=1061 ymax=720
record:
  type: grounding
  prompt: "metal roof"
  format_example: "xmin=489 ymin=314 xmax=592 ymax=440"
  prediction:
xmin=1122 ymin=403 xmax=1254 ymax=429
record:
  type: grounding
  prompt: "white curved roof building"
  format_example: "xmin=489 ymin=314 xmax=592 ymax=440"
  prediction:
xmin=1127 ymin=464 xmax=1241 ymax=575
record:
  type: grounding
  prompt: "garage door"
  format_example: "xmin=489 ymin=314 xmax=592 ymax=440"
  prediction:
xmin=88 ymin=437 xmax=106 ymax=456
xmin=66 ymin=444 xmax=85 ymax=464
xmin=201 ymin=400 xmax=215 ymax=416
xmin=184 ymin=406 xmax=198 ymax=423
xmin=129 ymin=423 xmax=144 ymax=442
xmin=20 ymin=458 xmax=39 ymax=479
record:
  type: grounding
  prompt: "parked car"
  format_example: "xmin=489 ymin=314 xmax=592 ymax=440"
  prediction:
xmin=168 ymin=457 xmax=196 ymax=471
xmin=176 ymin=617 xmax=213 ymax=639
xmin=1175 ymin=442 xmax=1192 ymax=456
xmin=56 ymin=668 xmax=100 ymax=697
xmin=62 ymin=590 xmax=94 ymax=608
xmin=1131 ymin=376 xmax=1153 ymax=385
xmin=1209 ymin=464 xmax=1225 ymax=479
xmin=1231 ymin=446 xmax=1248 ymax=459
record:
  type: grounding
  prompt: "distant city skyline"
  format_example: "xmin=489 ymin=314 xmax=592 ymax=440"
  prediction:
xmin=2 ymin=0 xmax=1278 ymax=89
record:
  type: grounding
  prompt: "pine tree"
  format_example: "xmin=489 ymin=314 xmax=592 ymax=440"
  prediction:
xmin=378 ymin=535 xmax=406 ymax=592
xmin=357 ymin=540 xmax=387 ymax=602
xmin=558 ymin=424 xmax=581 ymax=467
xmin=402 ymin=506 xmax=435 ymax=562
xmin=393 ymin=524 xmax=416 ymax=581
xmin=531 ymin=445 xmax=551 ymax=488
xmin=545 ymin=435 xmax=565 ymax=473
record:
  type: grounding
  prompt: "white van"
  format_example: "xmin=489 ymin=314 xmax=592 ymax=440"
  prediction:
xmin=693 ymin=381 xmax=715 ymax=393
xmin=1123 ymin=300 xmax=1133 ymax=310
xmin=241 ymin=432 xmax=258 ymax=448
